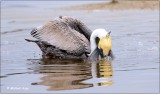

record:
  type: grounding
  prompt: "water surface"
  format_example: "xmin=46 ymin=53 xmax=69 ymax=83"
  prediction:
xmin=1 ymin=1 xmax=159 ymax=93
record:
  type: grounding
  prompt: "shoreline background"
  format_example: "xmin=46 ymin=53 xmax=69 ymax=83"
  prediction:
xmin=66 ymin=0 xmax=159 ymax=10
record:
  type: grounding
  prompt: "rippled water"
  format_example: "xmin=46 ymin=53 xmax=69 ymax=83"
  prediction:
xmin=28 ymin=59 xmax=113 ymax=91
xmin=1 ymin=1 xmax=159 ymax=93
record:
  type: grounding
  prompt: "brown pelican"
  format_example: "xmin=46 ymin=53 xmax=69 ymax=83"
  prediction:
xmin=25 ymin=16 xmax=113 ymax=60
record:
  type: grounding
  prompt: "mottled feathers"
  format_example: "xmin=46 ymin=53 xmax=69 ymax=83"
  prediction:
xmin=27 ymin=16 xmax=92 ymax=59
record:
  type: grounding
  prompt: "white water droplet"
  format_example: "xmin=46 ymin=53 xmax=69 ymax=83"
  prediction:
xmin=138 ymin=42 xmax=143 ymax=46
xmin=148 ymin=47 xmax=158 ymax=51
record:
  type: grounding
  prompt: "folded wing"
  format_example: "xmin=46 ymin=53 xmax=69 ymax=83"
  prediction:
xmin=31 ymin=16 xmax=91 ymax=56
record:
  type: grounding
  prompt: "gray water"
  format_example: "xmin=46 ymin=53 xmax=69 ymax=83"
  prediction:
xmin=1 ymin=1 xmax=159 ymax=93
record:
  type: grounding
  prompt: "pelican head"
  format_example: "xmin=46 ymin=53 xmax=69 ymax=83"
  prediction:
xmin=89 ymin=29 xmax=112 ymax=60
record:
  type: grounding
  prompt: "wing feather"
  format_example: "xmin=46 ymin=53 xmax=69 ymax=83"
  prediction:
xmin=31 ymin=18 xmax=90 ymax=55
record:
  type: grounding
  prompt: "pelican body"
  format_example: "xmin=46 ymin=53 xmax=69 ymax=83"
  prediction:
xmin=25 ymin=16 xmax=113 ymax=60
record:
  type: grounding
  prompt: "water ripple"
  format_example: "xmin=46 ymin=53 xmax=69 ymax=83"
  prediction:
xmin=28 ymin=59 xmax=113 ymax=91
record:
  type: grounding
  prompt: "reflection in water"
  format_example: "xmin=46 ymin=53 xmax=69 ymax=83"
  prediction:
xmin=28 ymin=59 xmax=113 ymax=91
xmin=97 ymin=60 xmax=113 ymax=86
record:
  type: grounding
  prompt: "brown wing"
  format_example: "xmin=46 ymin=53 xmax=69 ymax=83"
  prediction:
xmin=31 ymin=17 xmax=90 ymax=55
xmin=60 ymin=16 xmax=92 ymax=40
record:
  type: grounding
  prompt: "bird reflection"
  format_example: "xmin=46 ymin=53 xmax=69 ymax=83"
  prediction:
xmin=97 ymin=60 xmax=113 ymax=86
xmin=28 ymin=59 xmax=113 ymax=91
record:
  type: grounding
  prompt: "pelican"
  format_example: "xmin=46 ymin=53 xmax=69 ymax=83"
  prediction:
xmin=25 ymin=16 xmax=113 ymax=60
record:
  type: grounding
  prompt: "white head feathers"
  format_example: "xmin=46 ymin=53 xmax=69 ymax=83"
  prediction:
xmin=89 ymin=29 xmax=110 ymax=56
